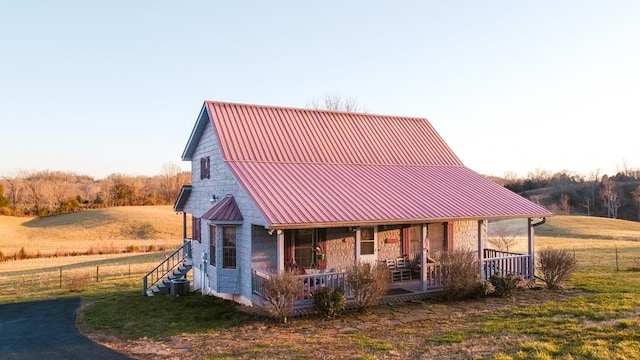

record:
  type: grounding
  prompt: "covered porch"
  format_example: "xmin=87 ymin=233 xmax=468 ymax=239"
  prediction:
xmin=250 ymin=218 xmax=540 ymax=308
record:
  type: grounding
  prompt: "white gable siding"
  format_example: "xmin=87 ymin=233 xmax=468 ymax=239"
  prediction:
xmin=186 ymin=113 xmax=268 ymax=306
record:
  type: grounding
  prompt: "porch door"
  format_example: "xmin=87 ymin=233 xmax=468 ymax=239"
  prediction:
xmin=359 ymin=226 xmax=377 ymax=264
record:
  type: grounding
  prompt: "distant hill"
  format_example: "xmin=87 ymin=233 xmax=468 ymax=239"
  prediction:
xmin=0 ymin=206 xmax=185 ymax=256
xmin=536 ymin=215 xmax=640 ymax=241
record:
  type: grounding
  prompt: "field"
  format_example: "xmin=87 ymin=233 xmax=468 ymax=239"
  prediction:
xmin=0 ymin=206 xmax=185 ymax=257
xmin=1 ymin=214 xmax=640 ymax=359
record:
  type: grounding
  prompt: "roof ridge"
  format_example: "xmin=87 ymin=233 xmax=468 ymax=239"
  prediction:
xmin=205 ymin=100 xmax=430 ymax=120
xmin=225 ymin=159 xmax=466 ymax=168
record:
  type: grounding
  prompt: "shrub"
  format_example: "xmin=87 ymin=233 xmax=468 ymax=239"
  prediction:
xmin=479 ymin=280 xmax=496 ymax=297
xmin=261 ymin=270 xmax=303 ymax=323
xmin=537 ymin=248 xmax=577 ymax=289
xmin=16 ymin=247 xmax=29 ymax=260
xmin=66 ymin=272 xmax=90 ymax=292
xmin=439 ymin=250 xmax=481 ymax=301
xmin=313 ymin=286 xmax=346 ymax=318
xmin=490 ymin=274 xmax=524 ymax=297
xmin=345 ymin=262 xmax=389 ymax=310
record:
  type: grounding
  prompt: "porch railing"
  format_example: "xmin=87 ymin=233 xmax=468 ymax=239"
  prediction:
xmin=423 ymin=263 xmax=444 ymax=289
xmin=143 ymin=241 xmax=191 ymax=295
xmin=251 ymin=268 xmax=349 ymax=302
xmin=482 ymin=249 xmax=531 ymax=280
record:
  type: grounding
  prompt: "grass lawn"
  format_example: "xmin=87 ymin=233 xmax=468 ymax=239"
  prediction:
xmin=2 ymin=214 xmax=640 ymax=359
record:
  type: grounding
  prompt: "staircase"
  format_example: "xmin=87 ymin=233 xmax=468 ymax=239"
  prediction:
xmin=143 ymin=241 xmax=192 ymax=296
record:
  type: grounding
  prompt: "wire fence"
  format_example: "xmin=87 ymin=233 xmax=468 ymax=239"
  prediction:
xmin=0 ymin=256 xmax=169 ymax=300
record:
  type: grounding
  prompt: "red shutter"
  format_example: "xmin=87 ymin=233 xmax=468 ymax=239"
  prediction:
xmin=402 ymin=226 xmax=410 ymax=258
xmin=284 ymin=230 xmax=293 ymax=269
xmin=192 ymin=217 xmax=201 ymax=242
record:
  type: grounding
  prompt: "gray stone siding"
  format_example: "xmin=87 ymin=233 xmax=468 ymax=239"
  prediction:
xmin=324 ymin=227 xmax=355 ymax=271
xmin=427 ymin=222 xmax=446 ymax=257
xmin=377 ymin=226 xmax=401 ymax=262
xmin=453 ymin=220 xmax=487 ymax=252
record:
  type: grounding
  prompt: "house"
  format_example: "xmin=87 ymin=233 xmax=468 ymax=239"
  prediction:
xmin=144 ymin=100 xmax=552 ymax=307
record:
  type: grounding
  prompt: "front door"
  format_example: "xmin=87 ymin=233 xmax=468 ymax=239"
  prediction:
xmin=359 ymin=226 xmax=377 ymax=264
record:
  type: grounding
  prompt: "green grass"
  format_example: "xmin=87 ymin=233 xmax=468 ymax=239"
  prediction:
xmin=79 ymin=291 xmax=252 ymax=339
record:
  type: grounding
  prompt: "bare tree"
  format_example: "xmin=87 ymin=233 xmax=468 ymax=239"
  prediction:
xmin=308 ymin=94 xmax=366 ymax=112
xmin=21 ymin=170 xmax=50 ymax=215
xmin=582 ymin=191 xmax=592 ymax=216
xmin=159 ymin=163 xmax=185 ymax=203
xmin=559 ymin=193 xmax=571 ymax=214
xmin=3 ymin=176 xmax=22 ymax=212
xmin=600 ymin=176 xmax=622 ymax=218
xmin=488 ymin=220 xmax=519 ymax=252
xmin=632 ymin=185 xmax=640 ymax=222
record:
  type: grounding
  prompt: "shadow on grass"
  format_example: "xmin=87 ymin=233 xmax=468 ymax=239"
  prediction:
xmin=23 ymin=211 xmax=117 ymax=228
xmin=79 ymin=291 xmax=256 ymax=339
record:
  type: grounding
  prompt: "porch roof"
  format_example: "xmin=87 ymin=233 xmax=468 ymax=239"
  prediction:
xmin=202 ymin=194 xmax=243 ymax=222
xmin=173 ymin=185 xmax=191 ymax=212
xmin=229 ymin=162 xmax=550 ymax=228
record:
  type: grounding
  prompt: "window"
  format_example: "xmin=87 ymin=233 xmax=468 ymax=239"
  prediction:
xmin=192 ymin=217 xmax=201 ymax=242
xmin=222 ymin=226 xmax=237 ymax=269
xmin=293 ymin=229 xmax=314 ymax=268
xmin=360 ymin=227 xmax=375 ymax=255
xmin=209 ymin=225 xmax=216 ymax=266
xmin=200 ymin=156 xmax=210 ymax=180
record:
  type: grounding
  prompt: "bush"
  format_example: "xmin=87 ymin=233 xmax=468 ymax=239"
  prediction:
xmin=313 ymin=286 xmax=346 ymax=318
xmin=439 ymin=250 xmax=481 ymax=301
xmin=66 ymin=272 xmax=90 ymax=292
xmin=478 ymin=280 xmax=496 ymax=297
xmin=345 ymin=262 xmax=389 ymax=310
xmin=261 ymin=270 xmax=303 ymax=323
xmin=489 ymin=274 xmax=524 ymax=297
xmin=537 ymin=248 xmax=577 ymax=289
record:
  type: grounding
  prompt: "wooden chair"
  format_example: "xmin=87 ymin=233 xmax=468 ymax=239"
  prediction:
xmin=396 ymin=257 xmax=412 ymax=281
xmin=386 ymin=259 xmax=402 ymax=282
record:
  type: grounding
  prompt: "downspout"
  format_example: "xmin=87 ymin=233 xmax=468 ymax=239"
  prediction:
xmin=182 ymin=212 xmax=187 ymax=240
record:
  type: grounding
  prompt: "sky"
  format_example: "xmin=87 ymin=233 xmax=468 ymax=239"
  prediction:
xmin=1 ymin=1 xmax=639 ymax=180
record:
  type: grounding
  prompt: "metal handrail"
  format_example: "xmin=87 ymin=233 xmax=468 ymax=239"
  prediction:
xmin=143 ymin=241 xmax=191 ymax=295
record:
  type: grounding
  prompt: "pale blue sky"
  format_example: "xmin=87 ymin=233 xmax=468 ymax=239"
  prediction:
xmin=1 ymin=1 xmax=639 ymax=179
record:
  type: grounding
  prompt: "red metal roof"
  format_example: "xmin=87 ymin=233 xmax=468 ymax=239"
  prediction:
xmin=201 ymin=195 xmax=243 ymax=222
xmin=203 ymin=101 xmax=551 ymax=227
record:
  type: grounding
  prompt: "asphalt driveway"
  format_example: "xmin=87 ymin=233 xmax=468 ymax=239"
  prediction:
xmin=0 ymin=298 xmax=131 ymax=360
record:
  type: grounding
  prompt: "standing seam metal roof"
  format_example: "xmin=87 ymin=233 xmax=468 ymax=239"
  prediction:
xmin=199 ymin=101 xmax=551 ymax=227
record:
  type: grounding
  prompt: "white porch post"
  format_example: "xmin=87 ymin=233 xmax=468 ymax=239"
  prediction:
xmin=478 ymin=220 xmax=485 ymax=280
xmin=355 ymin=227 xmax=361 ymax=263
xmin=421 ymin=224 xmax=428 ymax=292
xmin=528 ymin=218 xmax=534 ymax=279
xmin=277 ymin=230 xmax=285 ymax=272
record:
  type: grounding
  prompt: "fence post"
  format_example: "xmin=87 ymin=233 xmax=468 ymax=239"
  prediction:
xmin=615 ymin=246 xmax=619 ymax=271
xmin=96 ymin=266 xmax=99 ymax=282
xmin=59 ymin=267 xmax=62 ymax=288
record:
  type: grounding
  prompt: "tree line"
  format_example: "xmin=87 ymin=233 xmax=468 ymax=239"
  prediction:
xmin=501 ymin=167 xmax=640 ymax=222
xmin=0 ymin=163 xmax=190 ymax=216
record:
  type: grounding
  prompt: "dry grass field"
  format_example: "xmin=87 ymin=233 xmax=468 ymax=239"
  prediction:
xmin=0 ymin=206 xmax=185 ymax=257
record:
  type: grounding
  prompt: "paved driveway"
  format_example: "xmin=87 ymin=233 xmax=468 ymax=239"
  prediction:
xmin=0 ymin=298 xmax=131 ymax=360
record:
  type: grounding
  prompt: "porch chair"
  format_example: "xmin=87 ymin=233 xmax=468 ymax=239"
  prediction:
xmin=395 ymin=257 xmax=412 ymax=281
xmin=386 ymin=259 xmax=402 ymax=282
